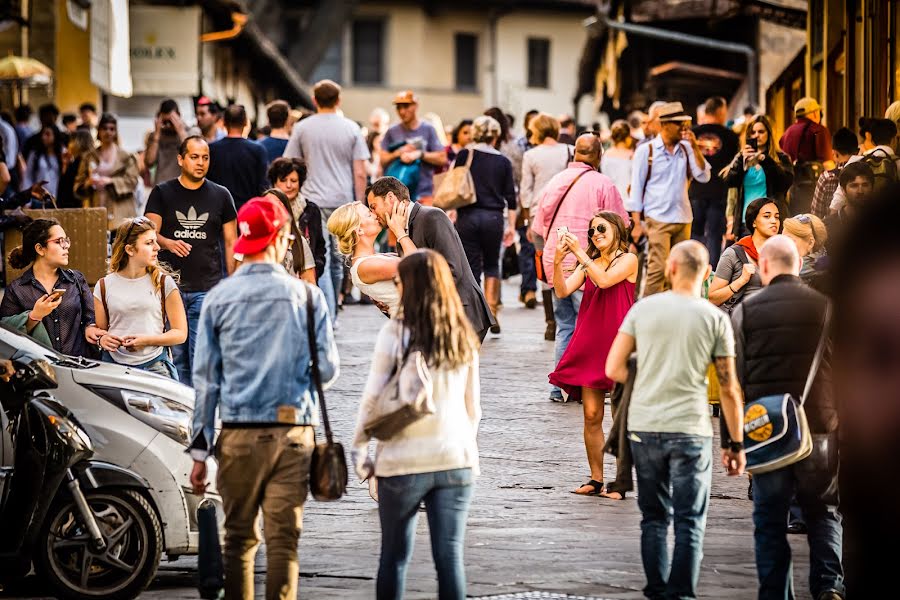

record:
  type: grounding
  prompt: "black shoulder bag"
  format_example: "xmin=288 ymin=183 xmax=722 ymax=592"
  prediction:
xmin=305 ymin=285 xmax=347 ymax=501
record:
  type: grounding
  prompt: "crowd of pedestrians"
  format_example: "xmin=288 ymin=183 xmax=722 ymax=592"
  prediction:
xmin=1 ymin=81 xmax=897 ymax=600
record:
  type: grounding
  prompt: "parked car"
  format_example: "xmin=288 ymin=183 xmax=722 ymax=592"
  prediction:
xmin=0 ymin=323 xmax=223 ymax=563
xmin=0 ymin=358 xmax=161 ymax=599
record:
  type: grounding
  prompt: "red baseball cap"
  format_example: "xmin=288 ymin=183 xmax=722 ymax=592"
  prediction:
xmin=233 ymin=196 xmax=291 ymax=255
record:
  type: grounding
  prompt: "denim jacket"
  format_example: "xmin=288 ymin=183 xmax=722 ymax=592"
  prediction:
xmin=189 ymin=262 xmax=338 ymax=458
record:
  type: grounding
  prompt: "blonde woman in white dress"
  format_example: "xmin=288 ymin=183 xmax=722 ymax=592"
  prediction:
xmin=327 ymin=200 xmax=416 ymax=316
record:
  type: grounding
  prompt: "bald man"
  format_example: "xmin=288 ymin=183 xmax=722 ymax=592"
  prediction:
xmin=531 ymin=131 xmax=627 ymax=402
xmin=606 ymin=240 xmax=745 ymax=598
xmin=730 ymin=234 xmax=842 ymax=600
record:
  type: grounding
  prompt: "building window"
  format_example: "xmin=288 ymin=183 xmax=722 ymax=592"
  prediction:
xmin=455 ymin=33 xmax=478 ymax=91
xmin=527 ymin=37 xmax=550 ymax=89
xmin=311 ymin=38 xmax=344 ymax=85
xmin=352 ymin=19 xmax=384 ymax=85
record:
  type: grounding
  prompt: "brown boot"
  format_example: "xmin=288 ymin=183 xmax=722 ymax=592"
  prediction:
xmin=520 ymin=290 xmax=537 ymax=308
xmin=542 ymin=289 xmax=556 ymax=341
xmin=485 ymin=277 xmax=501 ymax=334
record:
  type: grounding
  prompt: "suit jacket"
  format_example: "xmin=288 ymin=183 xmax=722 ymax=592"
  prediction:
xmin=405 ymin=202 xmax=496 ymax=335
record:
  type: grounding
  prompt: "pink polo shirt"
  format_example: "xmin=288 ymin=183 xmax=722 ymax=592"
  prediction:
xmin=532 ymin=162 xmax=628 ymax=287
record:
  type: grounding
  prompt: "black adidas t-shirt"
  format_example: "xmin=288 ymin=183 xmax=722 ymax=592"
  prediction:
xmin=145 ymin=178 xmax=237 ymax=293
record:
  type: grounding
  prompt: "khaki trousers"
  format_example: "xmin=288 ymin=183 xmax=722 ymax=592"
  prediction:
xmin=644 ymin=218 xmax=692 ymax=296
xmin=216 ymin=425 xmax=314 ymax=600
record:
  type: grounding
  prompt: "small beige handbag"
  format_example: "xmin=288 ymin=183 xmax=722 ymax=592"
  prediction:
xmin=433 ymin=147 xmax=477 ymax=210
xmin=363 ymin=337 xmax=435 ymax=441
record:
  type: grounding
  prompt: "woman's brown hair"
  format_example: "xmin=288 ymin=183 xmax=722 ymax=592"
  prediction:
xmin=109 ymin=217 xmax=178 ymax=294
xmin=397 ymin=250 xmax=479 ymax=369
xmin=585 ymin=211 xmax=629 ymax=261
xmin=8 ymin=218 xmax=59 ymax=269
xmin=742 ymin=114 xmax=785 ymax=165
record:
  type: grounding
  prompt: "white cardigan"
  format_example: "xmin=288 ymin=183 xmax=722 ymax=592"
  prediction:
xmin=352 ymin=320 xmax=481 ymax=479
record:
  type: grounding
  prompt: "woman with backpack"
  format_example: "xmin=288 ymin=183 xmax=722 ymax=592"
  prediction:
xmin=93 ymin=216 xmax=187 ymax=379
xmin=708 ymin=197 xmax=782 ymax=312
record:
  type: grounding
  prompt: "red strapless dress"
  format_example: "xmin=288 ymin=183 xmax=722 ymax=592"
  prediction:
xmin=549 ymin=276 xmax=635 ymax=401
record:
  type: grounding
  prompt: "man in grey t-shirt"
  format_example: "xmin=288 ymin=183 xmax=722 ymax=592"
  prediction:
xmin=283 ymin=79 xmax=370 ymax=321
xmin=606 ymin=240 xmax=746 ymax=600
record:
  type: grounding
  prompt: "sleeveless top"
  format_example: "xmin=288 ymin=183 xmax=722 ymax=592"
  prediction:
xmin=350 ymin=254 xmax=401 ymax=316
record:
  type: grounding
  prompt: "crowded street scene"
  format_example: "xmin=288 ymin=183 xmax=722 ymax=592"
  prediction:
xmin=0 ymin=1 xmax=899 ymax=599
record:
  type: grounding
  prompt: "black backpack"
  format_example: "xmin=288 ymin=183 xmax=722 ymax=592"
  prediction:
xmin=860 ymin=148 xmax=899 ymax=189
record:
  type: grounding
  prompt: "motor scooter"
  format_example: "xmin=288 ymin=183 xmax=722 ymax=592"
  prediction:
xmin=0 ymin=359 xmax=162 ymax=600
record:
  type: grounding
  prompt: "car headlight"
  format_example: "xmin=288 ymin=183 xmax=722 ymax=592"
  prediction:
xmin=121 ymin=390 xmax=192 ymax=446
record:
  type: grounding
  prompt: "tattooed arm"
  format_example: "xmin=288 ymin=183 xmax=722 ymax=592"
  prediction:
xmin=716 ymin=355 xmax=746 ymax=476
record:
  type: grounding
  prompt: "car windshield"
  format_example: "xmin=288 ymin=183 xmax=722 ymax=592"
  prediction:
xmin=0 ymin=322 xmax=96 ymax=369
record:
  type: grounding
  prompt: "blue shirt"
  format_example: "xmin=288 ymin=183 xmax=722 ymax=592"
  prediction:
xmin=258 ymin=136 xmax=289 ymax=166
xmin=742 ymin=165 xmax=768 ymax=215
xmin=381 ymin=121 xmax=444 ymax=198
xmin=627 ymin=136 xmax=711 ymax=223
xmin=190 ymin=262 xmax=339 ymax=456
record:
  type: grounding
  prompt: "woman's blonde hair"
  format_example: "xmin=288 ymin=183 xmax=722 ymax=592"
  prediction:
xmin=326 ymin=202 xmax=362 ymax=256
xmin=529 ymin=112 xmax=560 ymax=143
xmin=741 ymin=114 xmax=785 ymax=165
xmin=397 ymin=250 xmax=479 ymax=369
xmin=783 ymin=214 xmax=828 ymax=253
xmin=109 ymin=217 xmax=178 ymax=294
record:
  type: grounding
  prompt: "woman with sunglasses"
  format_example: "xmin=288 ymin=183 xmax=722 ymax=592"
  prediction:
xmin=74 ymin=112 xmax=140 ymax=230
xmin=550 ymin=211 xmax=638 ymax=499
xmin=92 ymin=217 xmax=187 ymax=379
xmin=0 ymin=218 xmax=104 ymax=357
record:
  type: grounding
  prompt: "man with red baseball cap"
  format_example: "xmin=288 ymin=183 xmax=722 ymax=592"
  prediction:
xmin=189 ymin=195 xmax=339 ymax=600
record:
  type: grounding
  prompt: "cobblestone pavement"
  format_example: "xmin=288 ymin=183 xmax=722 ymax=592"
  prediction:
xmin=5 ymin=279 xmax=814 ymax=600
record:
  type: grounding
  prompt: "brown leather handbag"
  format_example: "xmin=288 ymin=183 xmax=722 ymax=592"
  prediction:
xmin=305 ymin=286 xmax=347 ymax=501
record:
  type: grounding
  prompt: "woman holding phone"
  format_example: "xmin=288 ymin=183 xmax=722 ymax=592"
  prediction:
xmin=0 ymin=218 xmax=103 ymax=357
xmin=549 ymin=211 xmax=637 ymax=498
xmin=723 ymin=115 xmax=793 ymax=239
xmin=92 ymin=216 xmax=187 ymax=379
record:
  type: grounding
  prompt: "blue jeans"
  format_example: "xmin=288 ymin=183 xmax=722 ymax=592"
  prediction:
xmin=752 ymin=433 xmax=844 ymax=599
xmin=550 ymin=289 xmax=582 ymax=398
xmin=376 ymin=468 xmax=474 ymax=600
xmin=318 ymin=209 xmax=341 ymax=323
xmin=689 ymin=195 xmax=726 ymax=267
xmin=630 ymin=432 xmax=712 ymax=600
xmin=172 ymin=290 xmax=206 ymax=387
xmin=517 ymin=225 xmax=537 ymax=294
xmin=101 ymin=350 xmax=178 ymax=380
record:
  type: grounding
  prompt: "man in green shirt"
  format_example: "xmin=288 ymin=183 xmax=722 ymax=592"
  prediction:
xmin=606 ymin=240 xmax=746 ymax=600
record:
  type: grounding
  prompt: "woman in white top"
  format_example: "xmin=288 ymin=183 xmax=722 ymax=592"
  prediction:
xmin=326 ymin=200 xmax=416 ymax=316
xmin=353 ymin=249 xmax=481 ymax=600
xmin=93 ymin=216 xmax=188 ymax=379
xmin=600 ymin=119 xmax=635 ymax=201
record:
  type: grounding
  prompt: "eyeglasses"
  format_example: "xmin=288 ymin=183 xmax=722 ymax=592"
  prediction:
xmin=794 ymin=214 xmax=819 ymax=245
xmin=48 ymin=237 xmax=71 ymax=249
xmin=795 ymin=213 xmax=812 ymax=224
xmin=588 ymin=224 xmax=608 ymax=238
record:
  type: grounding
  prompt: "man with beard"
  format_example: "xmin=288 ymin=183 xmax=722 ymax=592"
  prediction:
xmin=365 ymin=176 xmax=495 ymax=341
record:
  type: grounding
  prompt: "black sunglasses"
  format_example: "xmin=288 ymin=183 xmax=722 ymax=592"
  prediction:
xmin=588 ymin=223 xmax=608 ymax=238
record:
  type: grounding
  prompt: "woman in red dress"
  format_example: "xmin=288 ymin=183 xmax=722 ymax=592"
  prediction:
xmin=549 ymin=211 xmax=637 ymax=498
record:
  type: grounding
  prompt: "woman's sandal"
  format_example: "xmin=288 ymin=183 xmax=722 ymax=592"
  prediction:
xmin=598 ymin=488 xmax=627 ymax=501
xmin=571 ymin=479 xmax=605 ymax=496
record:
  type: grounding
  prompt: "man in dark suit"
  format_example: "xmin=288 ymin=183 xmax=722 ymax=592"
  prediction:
xmin=366 ymin=176 xmax=495 ymax=341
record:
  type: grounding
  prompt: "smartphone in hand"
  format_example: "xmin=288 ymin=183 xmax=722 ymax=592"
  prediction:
xmin=48 ymin=288 xmax=66 ymax=301
xmin=557 ymin=225 xmax=569 ymax=237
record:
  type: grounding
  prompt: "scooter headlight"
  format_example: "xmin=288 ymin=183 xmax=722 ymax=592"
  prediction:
xmin=120 ymin=390 xmax=192 ymax=446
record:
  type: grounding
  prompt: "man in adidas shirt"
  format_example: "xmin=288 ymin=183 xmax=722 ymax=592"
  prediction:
xmin=146 ymin=135 xmax=238 ymax=386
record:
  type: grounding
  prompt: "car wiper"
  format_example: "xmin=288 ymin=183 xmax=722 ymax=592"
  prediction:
xmin=54 ymin=355 xmax=99 ymax=369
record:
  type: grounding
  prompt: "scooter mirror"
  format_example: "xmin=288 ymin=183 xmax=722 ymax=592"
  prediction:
xmin=12 ymin=359 xmax=58 ymax=393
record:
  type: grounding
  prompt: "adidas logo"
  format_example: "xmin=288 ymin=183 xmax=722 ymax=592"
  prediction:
xmin=174 ymin=206 xmax=209 ymax=239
